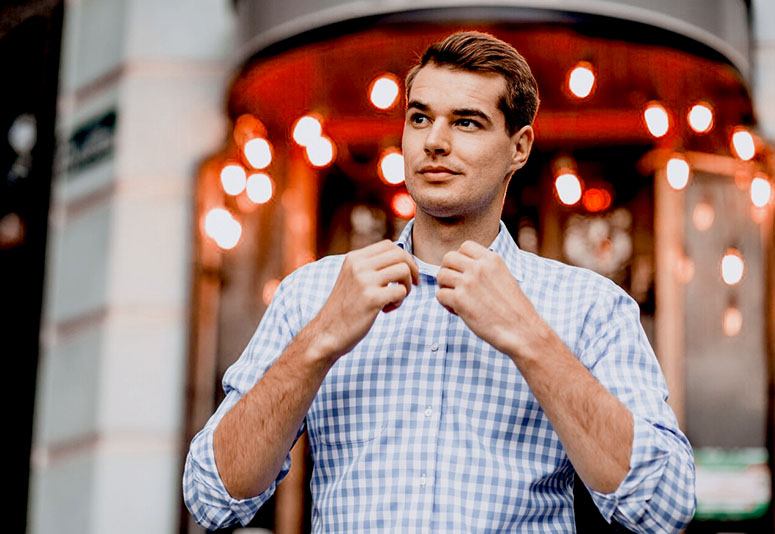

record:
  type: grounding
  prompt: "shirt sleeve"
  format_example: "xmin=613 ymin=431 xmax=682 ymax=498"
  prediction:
xmin=182 ymin=272 xmax=307 ymax=530
xmin=576 ymin=282 xmax=696 ymax=533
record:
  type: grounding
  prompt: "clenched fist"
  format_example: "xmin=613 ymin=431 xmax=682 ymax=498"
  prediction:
xmin=311 ymin=239 xmax=419 ymax=364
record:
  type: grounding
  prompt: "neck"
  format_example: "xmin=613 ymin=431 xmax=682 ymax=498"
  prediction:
xmin=411 ymin=208 xmax=502 ymax=265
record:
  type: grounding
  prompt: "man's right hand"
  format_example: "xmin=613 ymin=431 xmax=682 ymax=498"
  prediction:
xmin=310 ymin=239 xmax=419 ymax=364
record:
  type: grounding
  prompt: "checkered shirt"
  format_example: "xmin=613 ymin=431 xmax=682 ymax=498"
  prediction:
xmin=183 ymin=218 xmax=696 ymax=532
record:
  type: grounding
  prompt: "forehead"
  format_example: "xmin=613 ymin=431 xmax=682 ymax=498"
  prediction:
xmin=407 ymin=64 xmax=507 ymax=116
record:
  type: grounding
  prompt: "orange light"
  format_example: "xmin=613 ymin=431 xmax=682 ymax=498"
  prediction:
xmin=305 ymin=136 xmax=335 ymax=168
xmin=750 ymin=174 xmax=772 ymax=207
xmin=643 ymin=102 xmax=670 ymax=138
xmin=687 ymin=102 xmax=713 ymax=133
xmin=721 ymin=248 xmax=744 ymax=285
xmin=581 ymin=187 xmax=611 ymax=212
xmin=220 ymin=163 xmax=247 ymax=196
xmin=391 ymin=191 xmax=415 ymax=219
xmin=246 ymin=173 xmax=273 ymax=204
xmin=731 ymin=127 xmax=756 ymax=160
xmin=692 ymin=200 xmax=715 ymax=231
xmin=722 ymin=303 xmax=743 ymax=337
xmin=666 ymin=156 xmax=691 ymax=190
xmin=369 ymin=74 xmax=400 ymax=110
xmin=567 ymin=62 xmax=596 ymax=99
xmin=233 ymin=114 xmax=267 ymax=148
xmin=244 ymin=137 xmax=273 ymax=169
xmin=204 ymin=208 xmax=242 ymax=250
xmin=378 ymin=148 xmax=405 ymax=185
xmin=292 ymin=114 xmax=323 ymax=147
xmin=555 ymin=173 xmax=583 ymax=206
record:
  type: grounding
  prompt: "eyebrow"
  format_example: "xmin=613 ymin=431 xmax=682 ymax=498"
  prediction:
xmin=406 ymin=100 xmax=493 ymax=126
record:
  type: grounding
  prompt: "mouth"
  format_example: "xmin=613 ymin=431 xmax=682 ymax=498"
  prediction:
xmin=419 ymin=167 xmax=461 ymax=181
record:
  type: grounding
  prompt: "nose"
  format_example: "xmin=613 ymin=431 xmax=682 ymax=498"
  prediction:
xmin=424 ymin=121 xmax=451 ymax=156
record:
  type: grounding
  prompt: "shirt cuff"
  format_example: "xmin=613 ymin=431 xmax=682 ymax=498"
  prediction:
xmin=587 ymin=414 xmax=671 ymax=525
xmin=196 ymin=425 xmax=279 ymax=526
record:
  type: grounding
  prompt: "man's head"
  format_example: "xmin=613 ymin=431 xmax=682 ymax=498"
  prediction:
xmin=401 ymin=31 xmax=538 ymax=220
xmin=405 ymin=31 xmax=540 ymax=136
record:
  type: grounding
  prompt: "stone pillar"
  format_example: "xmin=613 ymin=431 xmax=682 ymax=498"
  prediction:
xmin=30 ymin=2 xmax=234 ymax=533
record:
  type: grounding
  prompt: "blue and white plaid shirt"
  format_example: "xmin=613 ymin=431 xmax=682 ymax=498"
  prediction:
xmin=183 ymin=218 xmax=696 ymax=532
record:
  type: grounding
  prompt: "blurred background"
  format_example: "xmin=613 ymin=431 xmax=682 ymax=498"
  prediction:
xmin=1 ymin=0 xmax=774 ymax=532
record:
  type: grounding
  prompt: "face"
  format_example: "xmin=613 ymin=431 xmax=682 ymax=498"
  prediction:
xmin=402 ymin=64 xmax=533 ymax=220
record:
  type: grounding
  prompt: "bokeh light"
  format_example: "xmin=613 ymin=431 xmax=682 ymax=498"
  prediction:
xmin=555 ymin=173 xmax=583 ymax=205
xmin=369 ymin=74 xmax=400 ymax=110
xmin=721 ymin=248 xmax=744 ymax=285
xmin=246 ymin=173 xmax=273 ymax=204
xmin=643 ymin=102 xmax=670 ymax=138
xmin=220 ymin=164 xmax=247 ymax=196
xmin=244 ymin=137 xmax=273 ymax=169
xmin=567 ymin=62 xmax=596 ymax=99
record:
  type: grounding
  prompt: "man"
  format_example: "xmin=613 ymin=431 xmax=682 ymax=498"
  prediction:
xmin=183 ymin=31 xmax=696 ymax=532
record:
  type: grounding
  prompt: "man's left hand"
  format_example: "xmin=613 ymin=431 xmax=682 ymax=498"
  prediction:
xmin=436 ymin=240 xmax=547 ymax=358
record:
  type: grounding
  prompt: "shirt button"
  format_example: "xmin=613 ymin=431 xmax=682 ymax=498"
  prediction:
xmin=420 ymin=473 xmax=427 ymax=487
xmin=424 ymin=407 xmax=432 ymax=417
xmin=430 ymin=342 xmax=439 ymax=351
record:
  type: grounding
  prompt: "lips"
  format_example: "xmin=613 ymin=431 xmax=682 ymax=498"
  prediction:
xmin=419 ymin=165 xmax=460 ymax=174
xmin=418 ymin=165 xmax=461 ymax=182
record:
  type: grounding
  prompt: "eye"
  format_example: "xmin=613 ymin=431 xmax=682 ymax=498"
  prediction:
xmin=456 ymin=118 xmax=480 ymax=129
xmin=409 ymin=113 xmax=428 ymax=126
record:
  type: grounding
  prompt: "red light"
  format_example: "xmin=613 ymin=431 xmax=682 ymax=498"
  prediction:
xmin=391 ymin=192 xmax=415 ymax=219
xmin=582 ymin=188 xmax=612 ymax=212
xmin=233 ymin=114 xmax=267 ymax=148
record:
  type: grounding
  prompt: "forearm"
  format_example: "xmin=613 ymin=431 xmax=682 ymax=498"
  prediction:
xmin=506 ymin=325 xmax=633 ymax=493
xmin=214 ymin=317 xmax=335 ymax=500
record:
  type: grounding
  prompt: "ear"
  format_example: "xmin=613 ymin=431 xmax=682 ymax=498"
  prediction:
xmin=509 ymin=124 xmax=534 ymax=174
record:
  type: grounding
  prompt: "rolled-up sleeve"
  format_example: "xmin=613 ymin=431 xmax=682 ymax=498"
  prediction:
xmin=182 ymin=272 xmax=306 ymax=530
xmin=577 ymin=282 xmax=696 ymax=532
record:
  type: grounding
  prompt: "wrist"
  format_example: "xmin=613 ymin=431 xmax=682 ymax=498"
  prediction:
xmin=301 ymin=317 xmax=341 ymax=368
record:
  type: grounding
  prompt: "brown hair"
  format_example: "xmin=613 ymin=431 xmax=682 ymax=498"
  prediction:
xmin=405 ymin=31 xmax=540 ymax=135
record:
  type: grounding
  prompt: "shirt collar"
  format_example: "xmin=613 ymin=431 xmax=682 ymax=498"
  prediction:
xmin=394 ymin=218 xmax=524 ymax=282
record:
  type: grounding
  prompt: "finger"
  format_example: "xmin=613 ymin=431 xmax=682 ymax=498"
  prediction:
xmin=440 ymin=250 xmax=473 ymax=273
xmin=379 ymin=283 xmax=409 ymax=312
xmin=364 ymin=246 xmax=419 ymax=285
xmin=437 ymin=266 xmax=463 ymax=289
xmin=458 ymin=240 xmax=488 ymax=259
xmin=376 ymin=262 xmax=413 ymax=297
xmin=352 ymin=238 xmax=397 ymax=259
xmin=435 ymin=287 xmax=457 ymax=315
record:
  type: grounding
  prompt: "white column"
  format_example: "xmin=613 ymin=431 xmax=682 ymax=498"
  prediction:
xmin=29 ymin=1 xmax=234 ymax=533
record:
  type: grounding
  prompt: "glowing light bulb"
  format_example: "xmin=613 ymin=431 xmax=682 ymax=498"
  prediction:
xmin=750 ymin=175 xmax=772 ymax=208
xmin=721 ymin=248 xmax=744 ymax=285
xmin=379 ymin=150 xmax=405 ymax=184
xmin=722 ymin=304 xmax=743 ymax=337
xmin=581 ymin=188 xmax=611 ymax=212
xmin=675 ymin=254 xmax=695 ymax=284
xmin=643 ymin=102 xmax=669 ymax=138
xmin=692 ymin=200 xmax=715 ymax=231
xmin=731 ymin=128 xmax=755 ymax=161
xmin=204 ymin=208 xmax=242 ymax=250
xmin=292 ymin=115 xmax=323 ymax=147
xmin=244 ymin=137 xmax=273 ymax=169
xmin=666 ymin=156 xmax=690 ymax=190
xmin=220 ymin=164 xmax=247 ymax=196
xmin=305 ymin=136 xmax=335 ymax=167
xmin=688 ymin=102 xmax=713 ymax=133
xmin=369 ymin=74 xmax=400 ymax=110
xmin=567 ymin=62 xmax=596 ymax=99
xmin=555 ymin=173 xmax=582 ymax=205
xmin=246 ymin=173 xmax=273 ymax=204
xmin=391 ymin=191 xmax=415 ymax=219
